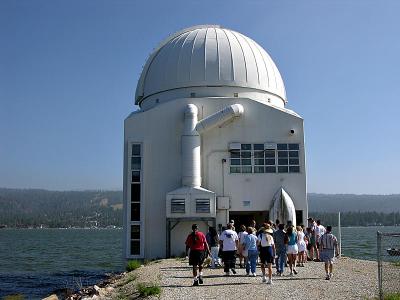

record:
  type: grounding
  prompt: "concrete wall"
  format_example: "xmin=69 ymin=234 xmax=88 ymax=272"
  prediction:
xmin=124 ymin=97 xmax=306 ymax=259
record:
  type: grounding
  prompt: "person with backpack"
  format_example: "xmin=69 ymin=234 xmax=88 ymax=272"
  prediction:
xmin=206 ymin=226 xmax=220 ymax=268
xmin=273 ymin=223 xmax=287 ymax=276
xmin=257 ymin=223 xmax=276 ymax=284
xmin=185 ymin=224 xmax=210 ymax=286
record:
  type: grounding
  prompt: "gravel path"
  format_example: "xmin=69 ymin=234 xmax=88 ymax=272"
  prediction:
xmin=156 ymin=257 xmax=384 ymax=300
xmin=93 ymin=257 xmax=398 ymax=300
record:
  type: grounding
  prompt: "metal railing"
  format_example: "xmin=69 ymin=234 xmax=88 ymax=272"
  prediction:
xmin=377 ymin=231 xmax=400 ymax=300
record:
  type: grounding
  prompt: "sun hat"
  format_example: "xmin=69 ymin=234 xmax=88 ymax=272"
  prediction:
xmin=263 ymin=224 xmax=273 ymax=234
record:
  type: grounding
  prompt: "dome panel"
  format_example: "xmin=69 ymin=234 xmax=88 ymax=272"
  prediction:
xmin=234 ymin=31 xmax=259 ymax=85
xmin=190 ymin=28 xmax=206 ymax=82
xmin=135 ymin=25 xmax=287 ymax=106
xmin=177 ymin=31 xmax=196 ymax=83
xmin=216 ymin=29 xmax=233 ymax=82
xmin=205 ymin=28 xmax=219 ymax=82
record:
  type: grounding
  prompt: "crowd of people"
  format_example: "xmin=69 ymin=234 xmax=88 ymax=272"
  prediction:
xmin=185 ymin=218 xmax=339 ymax=286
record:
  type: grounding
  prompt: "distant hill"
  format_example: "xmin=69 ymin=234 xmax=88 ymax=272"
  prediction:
xmin=0 ymin=188 xmax=399 ymax=228
xmin=0 ymin=188 xmax=123 ymax=228
xmin=308 ymin=193 xmax=400 ymax=213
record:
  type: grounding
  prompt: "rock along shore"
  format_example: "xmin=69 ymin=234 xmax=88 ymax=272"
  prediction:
xmin=44 ymin=256 xmax=398 ymax=300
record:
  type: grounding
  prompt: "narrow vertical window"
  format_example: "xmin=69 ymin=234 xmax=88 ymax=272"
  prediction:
xmin=130 ymin=143 xmax=142 ymax=256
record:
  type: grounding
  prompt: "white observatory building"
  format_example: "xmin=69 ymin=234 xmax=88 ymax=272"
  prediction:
xmin=123 ymin=25 xmax=307 ymax=259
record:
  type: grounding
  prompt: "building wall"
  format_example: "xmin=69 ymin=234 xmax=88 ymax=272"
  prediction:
xmin=124 ymin=97 xmax=306 ymax=259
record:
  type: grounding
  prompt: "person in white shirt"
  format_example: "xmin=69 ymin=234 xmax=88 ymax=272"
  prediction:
xmin=257 ymin=224 xmax=276 ymax=284
xmin=315 ymin=220 xmax=326 ymax=261
xmin=219 ymin=223 xmax=239 ymax=276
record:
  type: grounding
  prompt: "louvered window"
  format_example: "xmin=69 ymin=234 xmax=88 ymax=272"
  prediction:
xmin=196 ymin=199 xmax=210 ymax=213
xmin=171 ymin=199 xmax=185 ymax=213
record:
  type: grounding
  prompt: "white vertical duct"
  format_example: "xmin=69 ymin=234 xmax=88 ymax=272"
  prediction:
xmin=182 ymin=104 xmax=201 ymax=187
xmin=182 ymin=103 xmax=244 ymax=188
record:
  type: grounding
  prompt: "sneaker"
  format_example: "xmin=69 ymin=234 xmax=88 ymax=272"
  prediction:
xmin=193 ymin=280 xmax=199 ymax=286
xmin=224 ymin=272 xmax=230 ymax=276
xmin=252 ymin=273 xmax=257 ymax=277
xmin=267 ymin=278 xmax=272 ymax=284
xmin=289 ymin=272 xmax=293 ymax=277
xmin=262 ymin=276 xmax=267 ymax=283
xmin=329 ymin=273 xmax=333 ymax=279
xmin=325 ymin=274 xmax=330 ymax=280
xmin=231 ymin=268 xmax=237 ymax=275
xmin=293 ymin=269 xmax=298 ymax=275
xmin=198 ymin=276 xmax=203 ymax=284
xmin=246 ymin=272 xmax=250 ymax=276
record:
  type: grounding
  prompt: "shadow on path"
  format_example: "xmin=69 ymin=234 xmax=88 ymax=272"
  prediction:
xmin=162 ymin=282 xmax=252 ymax=288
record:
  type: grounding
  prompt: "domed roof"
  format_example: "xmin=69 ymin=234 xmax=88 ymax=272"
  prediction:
xmin=135 ymin=25 xmax=286 ymax=106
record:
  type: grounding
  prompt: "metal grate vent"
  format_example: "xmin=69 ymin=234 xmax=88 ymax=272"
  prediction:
xmin=196 ymin=199 xmax=210 ymax=213
xmin=171 ymin=199 xmax=185 ymax=213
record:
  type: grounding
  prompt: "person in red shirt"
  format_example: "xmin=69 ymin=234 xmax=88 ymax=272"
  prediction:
xmin=185 ymin=224 xmax=210 ymax=286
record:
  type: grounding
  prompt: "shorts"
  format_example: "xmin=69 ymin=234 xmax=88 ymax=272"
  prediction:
xmin=189 ymin=250 xmax=205 ymax=266
xmin=320 ymin=249 xmax=335 ymax=264
xmin=297 ymin=241 xmax=306 ymax=252
xmin=259 ymin=246 xmax=274 ymax=264
xmin=287 ymin=244 xmax=298 ymax=255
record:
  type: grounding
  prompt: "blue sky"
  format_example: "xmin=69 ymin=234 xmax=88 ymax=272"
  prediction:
xmin=1 ymin=0 xmax=399 ymax=194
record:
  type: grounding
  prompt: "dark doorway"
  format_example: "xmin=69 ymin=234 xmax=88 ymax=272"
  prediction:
xmin=229 ymin=211 xmax=269 ymax=230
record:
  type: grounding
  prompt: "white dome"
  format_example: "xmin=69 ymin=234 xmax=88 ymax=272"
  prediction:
xmin=135 ymin=25 xmax=286 ymax=107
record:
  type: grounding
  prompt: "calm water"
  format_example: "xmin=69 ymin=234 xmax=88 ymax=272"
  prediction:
xmin=0 ymin=229 xmax=124 ymax=299
xmin=0 ymin=226 xmax=398 ymax=299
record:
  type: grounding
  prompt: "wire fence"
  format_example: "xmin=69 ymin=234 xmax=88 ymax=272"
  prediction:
xmin=377 ymin=231 xmax=400 ymax=300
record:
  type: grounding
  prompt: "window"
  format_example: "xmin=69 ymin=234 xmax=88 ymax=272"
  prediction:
xmin=130 ymin=144 xmax=142 ymax=221
xmin=229 ymin=143 xmax=300 ymax=174
xmin=277 ymin=143 xmax=300 ymax=173
xmin=171 ymin=199 xmax=185 ymax=213
xmin=130 ymin=240 xmax=140 ymax=255
xmin=196 ymin=199 xmax=210 ymax=213
xmin=230 ymin=144 xmax=253 ymax=173
xmin=129 ymin=143 xmax=142 ymax=256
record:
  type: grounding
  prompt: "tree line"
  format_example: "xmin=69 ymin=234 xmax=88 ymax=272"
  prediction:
xmin=0 ymin=188 xmax=399 ymax=228
xmin=309 ymin=211 xmax=400 ymax=227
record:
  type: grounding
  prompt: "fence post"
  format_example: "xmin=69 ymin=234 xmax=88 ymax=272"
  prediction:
xmin=377 ymin=231 xmax=383 ymax=300
xmin=338 ymin=212 xmax=342 ymax=257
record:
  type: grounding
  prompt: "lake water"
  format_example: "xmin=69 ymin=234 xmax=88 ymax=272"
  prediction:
xmin=0 ymin=226 xmax=398 ymax=299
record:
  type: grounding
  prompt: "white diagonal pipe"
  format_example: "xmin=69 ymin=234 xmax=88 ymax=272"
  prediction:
xmin=195 ymin=104 xmax=244 ymax=134
xmin=182 ymin=103 xmax=244 ymax=187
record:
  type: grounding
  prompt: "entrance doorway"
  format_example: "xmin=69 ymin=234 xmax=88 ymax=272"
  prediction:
xmin=229 ymin=211 xmax=269 ymax=230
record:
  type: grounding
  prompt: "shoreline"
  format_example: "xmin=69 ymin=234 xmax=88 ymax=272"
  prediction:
xmin=44 ymin=256 xmax=399 ymax=300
